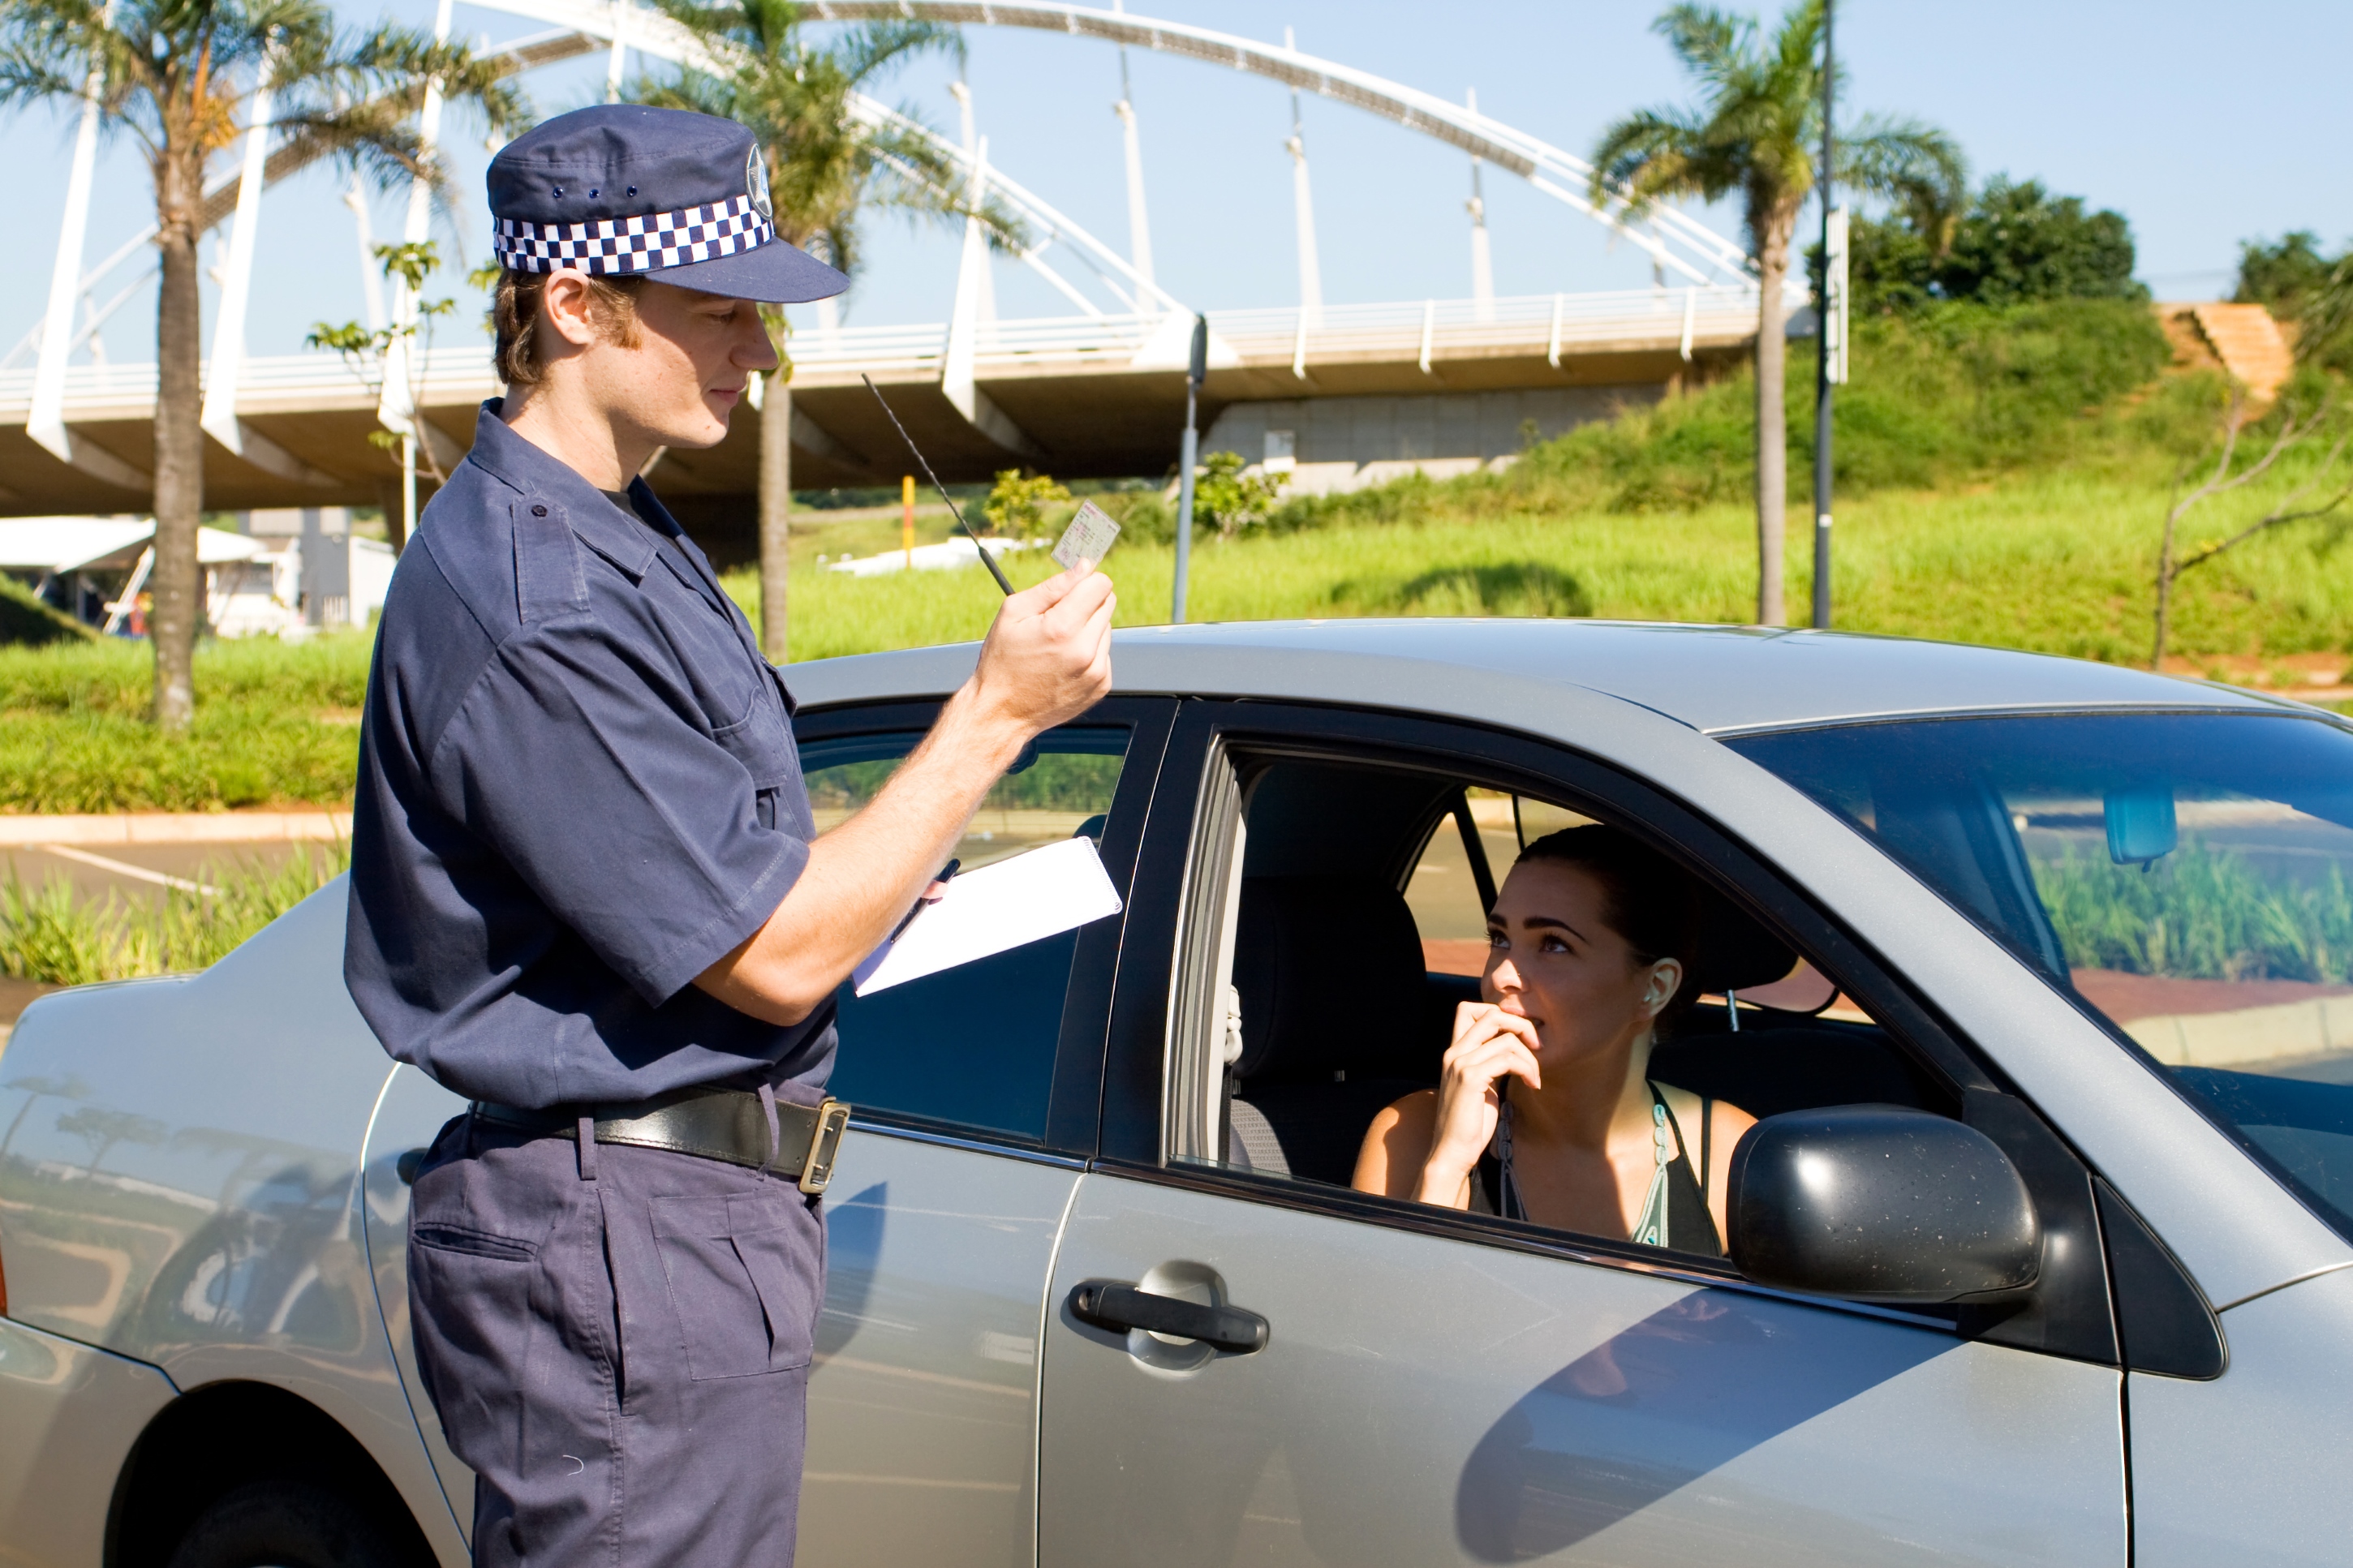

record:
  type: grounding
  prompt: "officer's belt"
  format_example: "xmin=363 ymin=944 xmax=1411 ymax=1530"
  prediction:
xmin=474 ymin=1087 xmax=852 ymax=1194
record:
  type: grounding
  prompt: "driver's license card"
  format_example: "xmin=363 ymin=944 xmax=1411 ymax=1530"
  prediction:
xmin=1052 ymin=500 xmax=1121 ymax=574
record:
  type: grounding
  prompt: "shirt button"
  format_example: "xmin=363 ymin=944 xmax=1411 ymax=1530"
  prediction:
xmin=532 ymin=505 xmax=548 ymax=517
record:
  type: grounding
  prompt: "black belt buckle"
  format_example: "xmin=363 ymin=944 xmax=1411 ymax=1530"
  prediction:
xmin=798 ymin=1099 xmax=852 ymax=1195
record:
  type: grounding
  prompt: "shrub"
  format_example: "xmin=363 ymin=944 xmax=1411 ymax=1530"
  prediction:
xmin=0 ymin=843 xmax=349 ymax=985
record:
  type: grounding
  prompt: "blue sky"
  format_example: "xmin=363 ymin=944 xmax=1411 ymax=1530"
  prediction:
xmin=2 ymin=0 xmax=2346 ymax=366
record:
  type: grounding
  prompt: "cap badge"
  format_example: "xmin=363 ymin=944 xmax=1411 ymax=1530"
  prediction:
xmin=746 ymin=145 xmax=774 ymax=222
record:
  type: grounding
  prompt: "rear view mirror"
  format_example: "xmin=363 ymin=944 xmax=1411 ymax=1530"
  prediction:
xmin=2104 ymin=783 xmax=2177 ymax=866
xmin=1727 ymin=1106 xmax=2040 ymax=1304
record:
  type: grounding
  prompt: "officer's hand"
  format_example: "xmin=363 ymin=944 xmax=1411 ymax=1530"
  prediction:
xmin=970 ymin=567 xmax=1116 ymax=737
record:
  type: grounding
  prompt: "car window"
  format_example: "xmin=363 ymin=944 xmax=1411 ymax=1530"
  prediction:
xmin=801 ymin=726 xmax=1128 ymax=1141
xmin=1731 ymin=711 xmax=2353 ymax=1242
xmin=1173 ymin=746 xmax=1943 ymax=1262
xmin=1403 ymin=793 xmax=1507 ymax=975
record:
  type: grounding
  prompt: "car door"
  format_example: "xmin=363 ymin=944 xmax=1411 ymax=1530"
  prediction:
xmin=1036 ymin=702 xmax=2129 ymax=1568
xmin=364 ymin=698 xmax=1172 ymax=1568
xmin=791 ymin=697 xmax=1168 ymax=1567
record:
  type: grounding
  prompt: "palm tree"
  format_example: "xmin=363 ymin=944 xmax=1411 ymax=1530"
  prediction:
xmin=0 ymin=0 xmax=525 ymax=730
xmin=1594 ymin=0 xmax=1963 ymax=625
xmin=634 ymin=2 xmax=1005 ymax=662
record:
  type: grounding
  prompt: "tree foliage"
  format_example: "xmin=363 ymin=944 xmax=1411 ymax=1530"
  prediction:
xmin=632 ymin=0 xmax=1008 ymax=287
xmin=1848 ymin=177 xmax=2144 ymax=314
xmin=982 ymin=468 xmax=1069 ymax=535
xmin=1590 ymin=0 xmax=1963 ymax=624
xmin=2235 ymin=230 xmax=2353 ymax=373
xmin=0 ymin=0 xmax=525 ymax=729
xmin=1192 ymin=451 xmax=1288 ymax=539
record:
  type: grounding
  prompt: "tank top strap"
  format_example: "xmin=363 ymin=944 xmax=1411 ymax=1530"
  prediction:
xmin=1650 ymin=1081 xmax=1726 ymax=1258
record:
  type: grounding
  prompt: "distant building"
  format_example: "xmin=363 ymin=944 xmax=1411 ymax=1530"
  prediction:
xmin=0 ymin=512 xmax=392 ymax=638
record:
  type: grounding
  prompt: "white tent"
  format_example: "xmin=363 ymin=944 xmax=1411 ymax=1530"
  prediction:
xmin=0 ymin=516 xmax=268 ymax=575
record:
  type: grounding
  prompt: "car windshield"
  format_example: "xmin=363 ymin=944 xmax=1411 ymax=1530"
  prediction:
xmin=1729 ymin=711 xmax=2353 ymax=1242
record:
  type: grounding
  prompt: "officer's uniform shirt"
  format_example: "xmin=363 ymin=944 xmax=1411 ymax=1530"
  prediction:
xmin=345 ymin=401 xmax=832 ymax=1110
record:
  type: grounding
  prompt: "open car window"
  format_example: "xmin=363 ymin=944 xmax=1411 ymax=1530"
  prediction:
xmin=1731 ymin=711 xmax=2353 ymax=1244
xmin=1166 ymin=745 xmax=1943 ymax=1263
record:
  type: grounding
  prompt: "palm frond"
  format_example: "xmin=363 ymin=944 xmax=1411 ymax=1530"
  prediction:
xmin=1654 ymin=3 xmax=1745 ymax=90
xmin=835 ymin=19 xmax=958 ymax=84
xmin=1589 ymin=106 xmax=1714 ymax=213
xmin=1839 ymin=114 xmax=1967 ymax=251
xmin=624 ymin=5 xmax=990 ymax=272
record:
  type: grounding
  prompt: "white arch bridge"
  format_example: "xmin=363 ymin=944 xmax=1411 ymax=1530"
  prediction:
xmin=0 ymin=1 xmax=1771 ymax=540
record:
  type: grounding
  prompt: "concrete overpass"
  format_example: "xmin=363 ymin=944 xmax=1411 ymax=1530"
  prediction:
xmin=0 ymin=286 xmax=1762 ymax=530
xmin=2 ymin=1 xmax=1769 ymax=558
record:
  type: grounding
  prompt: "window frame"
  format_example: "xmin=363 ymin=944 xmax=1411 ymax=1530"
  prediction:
xmin=1099 ymin=698 xmax=2125 ymax=1361
xmin=793 ymin=695 xmax=1177 ymax=1159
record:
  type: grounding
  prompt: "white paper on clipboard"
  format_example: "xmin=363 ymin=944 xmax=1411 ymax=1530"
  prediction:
xmin=852 ymin=835 xmax=1123 ymax=996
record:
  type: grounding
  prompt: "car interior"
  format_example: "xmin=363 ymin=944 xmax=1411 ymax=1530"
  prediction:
xmin=1207 ymin=755 xmax=1955 ymax=1226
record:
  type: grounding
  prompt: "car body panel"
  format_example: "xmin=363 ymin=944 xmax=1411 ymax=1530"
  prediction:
xmin=0 ymin=886 xmax=467 ymax=1567
xmin=781 ymin=620 xmax=2286 ymax=737
xmin=799 ymin=1126 xmax=1079 ymax=1567
xmin=789 ymin=627 xmax=2353 ymax=1308
xmin=2128 ymin=1262 xmax=2353 ymax=1566
xmin=0 ymin=1315 xmax=178 ymax=1568
xmin=358 ymin=1063 xmax=475 ymax=1551
xmin=1039 ymin=1174 xmax=2126 ymax=1568
xmin=0 ymin=621 xmax=2344 ymax=1565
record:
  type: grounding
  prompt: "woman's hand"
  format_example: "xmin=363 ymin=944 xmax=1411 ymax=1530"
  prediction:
xmin=1415 ymin=1002 xmax=1543 ymax=1207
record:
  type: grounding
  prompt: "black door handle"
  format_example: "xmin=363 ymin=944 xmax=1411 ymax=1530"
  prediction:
xmin=1069 ymin=1279 xmax=1269 ymax=1354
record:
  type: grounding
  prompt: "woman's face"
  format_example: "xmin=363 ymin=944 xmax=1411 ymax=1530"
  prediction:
xmin=1482 ymin=860 xmax=1682 ymax=1068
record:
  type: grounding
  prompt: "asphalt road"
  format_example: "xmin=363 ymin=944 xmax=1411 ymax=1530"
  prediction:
xmin=0 ymin=840 xmax=322 ymax=906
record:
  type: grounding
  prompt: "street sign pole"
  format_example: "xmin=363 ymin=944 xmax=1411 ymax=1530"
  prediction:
xmin=1811 ymin=0 xmax=1837 ymax=629
xmin=1172 ymin=314 xmax=1207 ymax=624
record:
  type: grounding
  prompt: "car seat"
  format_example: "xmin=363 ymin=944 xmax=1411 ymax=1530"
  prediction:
xmin=1224 ymin=876 xmax=1452 ymax=1184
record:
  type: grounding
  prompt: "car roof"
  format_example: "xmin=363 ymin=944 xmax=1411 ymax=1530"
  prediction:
xmin=785 ymin=618 xmax=2304 ymax=735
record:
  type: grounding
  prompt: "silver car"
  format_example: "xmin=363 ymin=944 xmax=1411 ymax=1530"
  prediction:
xmin=4 ymin=620 xmax=2351 ymax=1568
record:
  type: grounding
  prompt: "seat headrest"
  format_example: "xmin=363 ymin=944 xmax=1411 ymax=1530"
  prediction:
xmin=1232 ymin=876 xmax=1430 ymax=1080
xmin=1688 ymin=891 xmax=1796 ymax=995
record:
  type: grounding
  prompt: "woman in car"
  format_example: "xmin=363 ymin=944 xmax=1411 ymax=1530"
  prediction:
xmin=1353 ymin=824 xmax=1754 ymax=1253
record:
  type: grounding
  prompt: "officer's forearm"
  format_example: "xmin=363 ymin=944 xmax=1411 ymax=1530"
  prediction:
xmin=692 ymin=681 xmax=1030 ymax=1024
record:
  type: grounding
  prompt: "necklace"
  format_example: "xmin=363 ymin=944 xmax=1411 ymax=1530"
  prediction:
xmin=1496 ymin=1087 xmax=1674 ymax=1248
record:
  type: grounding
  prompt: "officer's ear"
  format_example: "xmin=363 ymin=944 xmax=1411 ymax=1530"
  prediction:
xmin=537 ymin=268 xmax=646 ymax=357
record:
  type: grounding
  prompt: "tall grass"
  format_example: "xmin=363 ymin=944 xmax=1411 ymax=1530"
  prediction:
xmin=0 ymin=843 xmax=350 ymax=985
xmin=2035 ymin=840 xmax=2353 ymax=982
xmin=738 ymin=465 xmax=2353 ymax=668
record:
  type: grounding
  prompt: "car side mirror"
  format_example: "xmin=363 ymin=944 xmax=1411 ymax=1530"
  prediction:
xmin=1727 ymin=1106 xmax=2041 ymax=1304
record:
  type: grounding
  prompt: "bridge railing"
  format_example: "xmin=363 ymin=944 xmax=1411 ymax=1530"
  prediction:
xmin=0 ymin=287 xmax=1770 ymax=419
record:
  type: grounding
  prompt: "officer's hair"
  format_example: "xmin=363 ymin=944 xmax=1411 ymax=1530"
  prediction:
xmin=493 ymin=268 xmax=647 ymax=386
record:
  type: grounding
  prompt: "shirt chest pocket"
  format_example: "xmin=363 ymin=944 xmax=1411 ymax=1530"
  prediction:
xmin=712 ymin=692 xmax=798 ymax=797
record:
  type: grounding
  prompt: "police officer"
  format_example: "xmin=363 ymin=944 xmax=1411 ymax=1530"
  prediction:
xmin=344 ymin=105 xmax=1114 ymax=1568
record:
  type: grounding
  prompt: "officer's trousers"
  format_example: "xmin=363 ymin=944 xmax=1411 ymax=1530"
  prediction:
xmin=407 ymin=1110 xmax=825 ymax=1567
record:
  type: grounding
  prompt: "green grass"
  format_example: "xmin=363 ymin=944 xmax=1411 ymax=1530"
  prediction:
xmin=0 ymin=842 xmax=350 ymax=984
xmin=2036 ymin=840 xmax=2353 ymax=983
xmin=0 ymin=634 xmax=370 ymax=813
xmin=735 ymin=462 xmax=2353 ymax=669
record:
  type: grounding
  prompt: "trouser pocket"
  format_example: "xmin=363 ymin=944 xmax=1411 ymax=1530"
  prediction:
xmin=650 ymin=1187 xmax=818 ymax=1380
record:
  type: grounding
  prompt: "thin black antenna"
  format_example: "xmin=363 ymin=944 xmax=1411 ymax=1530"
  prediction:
xmin=860 ymin=373 xmax=1013 ymax=595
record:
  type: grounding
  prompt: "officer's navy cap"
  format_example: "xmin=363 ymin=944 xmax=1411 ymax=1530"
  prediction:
xmin=488 ymin=105 xmax=848 ymax=305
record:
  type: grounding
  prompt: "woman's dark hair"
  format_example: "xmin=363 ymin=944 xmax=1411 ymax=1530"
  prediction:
xmin=1513 ymin=823 xmax=1702 ymax=1022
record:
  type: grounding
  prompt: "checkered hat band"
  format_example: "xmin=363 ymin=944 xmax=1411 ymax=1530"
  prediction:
xmin=493 ymin=193 xmax=776 ymax=273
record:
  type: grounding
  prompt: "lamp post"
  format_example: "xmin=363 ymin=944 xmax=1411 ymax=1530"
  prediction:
xmin=1172 ymin=313 xmax=1207 ymax=624
xmin=1811 ymin=0 xmax=1839 ymax=629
